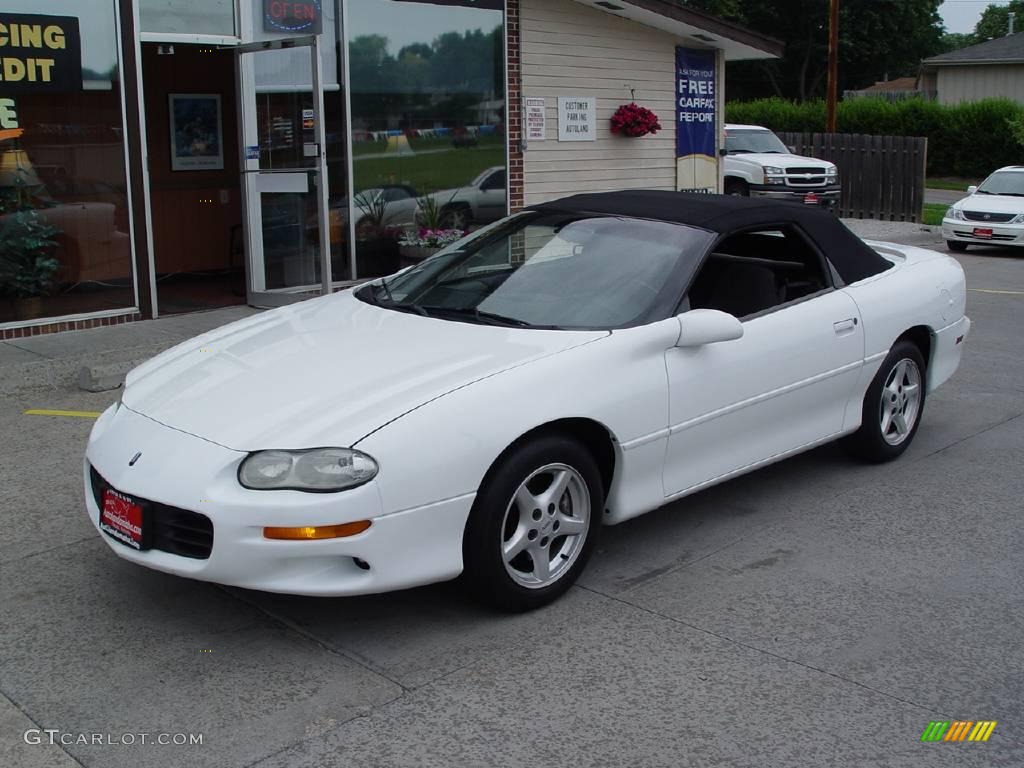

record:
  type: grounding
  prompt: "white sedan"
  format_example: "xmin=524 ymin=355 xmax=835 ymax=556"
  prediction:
xmin=942 ymin=165 xmax=1024 ymax=251
xmin=85 ymin=191 xmax=970 ymax=611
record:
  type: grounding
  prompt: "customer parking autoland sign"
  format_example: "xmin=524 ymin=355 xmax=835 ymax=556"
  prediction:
xmin=0 ymin=14 xmax=82 ymax=93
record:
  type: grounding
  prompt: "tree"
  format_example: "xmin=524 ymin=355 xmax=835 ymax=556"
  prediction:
xmin=974 ymin=0 xmax=1024 ymax=40
xmin=939 ymin=32 xmax=977 ymax=52
xmin=682 ymin=0 xmax=946 ymax=101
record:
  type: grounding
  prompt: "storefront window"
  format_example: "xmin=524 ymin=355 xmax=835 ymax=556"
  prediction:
xmin=347 ymin=0 xmax=506 ymax=278
xmin=139 ymin=0 xmax=237 ymax=37
xmin=0 ymin=2 xmax=134 ymax=324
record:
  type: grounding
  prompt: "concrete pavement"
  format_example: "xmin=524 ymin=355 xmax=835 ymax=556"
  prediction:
xmin=925 ymin=188 xmax=966 ymax=206
xmin=1 ymin=243 xmax=1022 ymax=767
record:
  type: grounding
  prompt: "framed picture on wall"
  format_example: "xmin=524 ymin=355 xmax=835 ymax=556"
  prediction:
xmin=169 ymin=94 xmax=224 ymax=171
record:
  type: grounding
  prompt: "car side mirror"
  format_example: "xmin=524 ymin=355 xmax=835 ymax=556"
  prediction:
xmin=718 ymin=147 xmax=729 ymax=157
xmin=966 ymin=185 xmax=978 ymax=194
xmin=676 ymin=309 xmax=744 ymax=347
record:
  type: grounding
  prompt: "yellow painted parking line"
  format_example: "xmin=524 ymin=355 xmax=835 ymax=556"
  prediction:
xmin=24 ymin=409 xmax=102 ymax=419
xmin=969 ymin=288 xmax=1024 ymax=295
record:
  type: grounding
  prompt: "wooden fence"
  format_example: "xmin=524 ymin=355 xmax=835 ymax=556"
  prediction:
xmin=777 ymin=132 xmax=927 ymax=222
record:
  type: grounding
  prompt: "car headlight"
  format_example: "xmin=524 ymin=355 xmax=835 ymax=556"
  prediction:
xmin=825 ymin=166 xmax=838 ymax=180
xmin=763 ymin=165 xmax=785 ymax=185
xmin=1010 ymin=213 xmax=1024 ymax=224
xmin=946 ymin=207 xmax=965 ymax=221
xmin=239 ymin=448 xmax=378 ymax=492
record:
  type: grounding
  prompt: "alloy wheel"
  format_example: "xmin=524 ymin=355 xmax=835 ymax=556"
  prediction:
xmin=500 ymin=463 xmax=591 ymax=589
xmin=879 ymin=358 xmax=922 ymax=446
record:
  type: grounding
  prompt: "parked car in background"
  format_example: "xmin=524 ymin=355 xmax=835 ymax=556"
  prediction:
xmin=353 ymin=185 xmax=421 ymax=233
xmin=724 ymin=124 xmax=840 ymax=210
xmin=942 ymin=166 xmax=1024 ymax=252
xmin=424 ymin=166 xmax=507 ymax=227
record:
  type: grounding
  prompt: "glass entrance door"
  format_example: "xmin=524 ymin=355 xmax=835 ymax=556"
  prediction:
xmin=235 ymin=37 xmax=330 ymax=307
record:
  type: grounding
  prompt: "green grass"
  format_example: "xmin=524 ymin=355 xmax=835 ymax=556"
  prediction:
xmin=353 ymin=143 xmax=504 ymax=195
xmin=926 ymin=177 xmax=980 ymax=192
xmin=922 ymin=203 xmax=948 ymax=226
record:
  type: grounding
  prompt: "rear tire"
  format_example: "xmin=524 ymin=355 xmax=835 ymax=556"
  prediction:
xmin=947 ymin=240 xmax=969 ymax=253
xmin=844 ymin=340 xmax=927 ymax=463
xmin=462 ymin=435 xmax=604 ymax=612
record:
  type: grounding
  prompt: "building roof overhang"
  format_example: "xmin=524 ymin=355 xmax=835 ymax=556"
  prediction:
xmin=568 ymin=0 xmax=783 ymax=60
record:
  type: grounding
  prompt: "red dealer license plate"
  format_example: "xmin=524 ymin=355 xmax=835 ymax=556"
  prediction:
xmin=100 ymin=489 xmax=147 ymax=550
xmin=803 ymin=192 xmax=819 ymax=205
xmin=973 ymin=227 xmax=993 ymax=239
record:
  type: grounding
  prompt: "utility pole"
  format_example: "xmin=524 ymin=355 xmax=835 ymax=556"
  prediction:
xmin=826 ymin=0 xmax=839 ymax=133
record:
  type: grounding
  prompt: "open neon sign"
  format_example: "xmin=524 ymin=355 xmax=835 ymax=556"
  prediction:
xmin=263 ymin=0 xmax=323 ymax=34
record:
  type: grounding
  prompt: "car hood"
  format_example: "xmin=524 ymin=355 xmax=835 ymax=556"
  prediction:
xmin=956 ymin=194 xmax=1024 ymax=214
xmin=123 ymin=291 xmax=606 ymax=451
xmin=728 ymin=152 xmax=834 ymax=168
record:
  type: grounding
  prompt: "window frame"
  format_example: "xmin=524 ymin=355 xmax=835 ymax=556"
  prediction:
xmin=676 ymin=221 xmax=837 ymax=321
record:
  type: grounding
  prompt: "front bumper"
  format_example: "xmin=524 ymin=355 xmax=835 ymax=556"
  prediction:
xmin=84 ymin=404 xmax=473 ymax=596
xmin=749 ymin=184 xmax=840 ymax=206
xmin=942 ymin=219 xmax=1024 ymax=246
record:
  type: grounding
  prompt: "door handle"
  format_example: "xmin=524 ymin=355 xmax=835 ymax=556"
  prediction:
xmin=833 ymin=318 xmax=857 ymax=335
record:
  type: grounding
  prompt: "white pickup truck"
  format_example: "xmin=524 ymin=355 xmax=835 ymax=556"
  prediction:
xmin=723 ymin=124 xmax=840 ymax=210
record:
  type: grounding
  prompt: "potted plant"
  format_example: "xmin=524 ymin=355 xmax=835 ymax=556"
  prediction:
xmin=610 ymin=103 xmax=662 ymax=138
xmin=354 ymin=190 xmax=402 ymax=277
xmin=398 ymin=227 xmax=465 ymax=268
xmin=0 ymin=169 xmax=60 ymax=320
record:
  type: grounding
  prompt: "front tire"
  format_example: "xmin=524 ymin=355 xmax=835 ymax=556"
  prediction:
xmin=462 ymin=435 xmax=604 ymax=612
xmin=724 ymin=179 xmax=749 ymax=197
xmin=947 ymin=240 xmax=969 ymax=253
xmin=844 ymin=340 xmax=926 ymax=463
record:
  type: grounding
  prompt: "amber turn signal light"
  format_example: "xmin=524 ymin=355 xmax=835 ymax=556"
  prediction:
xmin=263 ymin=520 xmax=371 ymax=540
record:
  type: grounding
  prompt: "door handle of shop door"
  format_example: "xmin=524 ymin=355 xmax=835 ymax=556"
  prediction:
xmin=833 ymin=318 xmax=857 ymax=335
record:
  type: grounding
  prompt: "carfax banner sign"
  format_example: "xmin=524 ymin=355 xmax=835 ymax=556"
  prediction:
xmin=675 ymin=47 xmax=718 ymax=193
xmin=0 ymin=14 xmax=82 ymax=93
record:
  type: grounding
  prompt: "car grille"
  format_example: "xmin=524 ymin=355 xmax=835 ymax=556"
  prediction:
xmin=962 ymin=211 xmax=1016 ymax=223
xmin=785 ymin=167 xmax=827 ymax=186
xmin=90 ymin=466 xmax=214 ymax=560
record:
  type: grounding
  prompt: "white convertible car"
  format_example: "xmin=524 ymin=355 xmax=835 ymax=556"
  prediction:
xmin=85 ymin=192 xmax=970 ymax=611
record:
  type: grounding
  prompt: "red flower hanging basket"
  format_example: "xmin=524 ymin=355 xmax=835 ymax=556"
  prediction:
xmin=610 ymin=103 xmax=662 ymax=138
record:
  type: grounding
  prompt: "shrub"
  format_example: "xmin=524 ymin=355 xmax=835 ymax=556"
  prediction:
xmin=725 ymin=97 xmax=1024 ymax=177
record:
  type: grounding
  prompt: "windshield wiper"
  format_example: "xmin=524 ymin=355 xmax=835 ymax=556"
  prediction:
xmin=418 ymin=305 xmax=533 ymax=327
xmin=974 ymin=189 xmax=993 ymax=194
xmin=364 ymin=284 xmax=429 ymax=316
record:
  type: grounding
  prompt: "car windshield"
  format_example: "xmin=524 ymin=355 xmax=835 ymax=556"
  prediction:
xmin=976 ymin=171 xmax=1024 ymax=197
xmin=357 ymin=213 xmax=714 ymax=329
xmin=725 ymin=129 xmax=788 ymax=155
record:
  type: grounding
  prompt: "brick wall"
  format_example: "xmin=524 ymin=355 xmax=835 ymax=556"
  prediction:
xmin=0 ymin=312 xmax=143 ymax=340
xmin=506 ymin=0 xmax=524 ymax=211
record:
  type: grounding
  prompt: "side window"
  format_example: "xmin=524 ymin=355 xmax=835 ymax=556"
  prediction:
xmin=686 ymin=226 xmax=831 ymax=319
xmin=481 ymin=170 xmax=506 ymax=191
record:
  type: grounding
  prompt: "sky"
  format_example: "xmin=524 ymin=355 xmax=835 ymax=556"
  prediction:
xmin=939 ymin=0 xmax=1013 ymax=33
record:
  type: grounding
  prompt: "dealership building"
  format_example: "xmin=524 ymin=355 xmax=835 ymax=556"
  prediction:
xmin=0 ymin=0 xmax=779 ymax=336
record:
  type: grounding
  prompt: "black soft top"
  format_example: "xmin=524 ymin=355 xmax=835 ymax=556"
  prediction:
xmin=528 ymin=190 xmax=892 ymax=284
